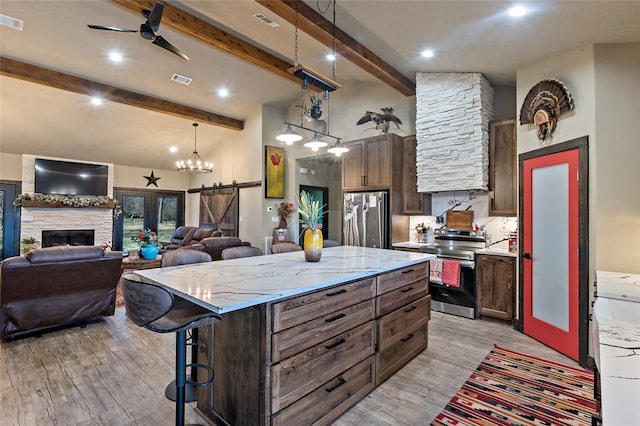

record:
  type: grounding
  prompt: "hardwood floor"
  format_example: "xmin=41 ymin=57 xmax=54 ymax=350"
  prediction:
xmin=0 ymin=308 xmax=579 ymax=426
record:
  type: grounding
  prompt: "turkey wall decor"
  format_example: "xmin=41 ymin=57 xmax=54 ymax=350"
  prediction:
xmin=520 ymin=78 xmax=575 ymax=142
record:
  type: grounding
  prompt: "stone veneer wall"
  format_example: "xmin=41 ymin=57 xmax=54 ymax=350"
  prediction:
xmin=20 ymin=155 xmax=114 ymax=246
xmin=416 ymin=73 xmax=494 ymax=192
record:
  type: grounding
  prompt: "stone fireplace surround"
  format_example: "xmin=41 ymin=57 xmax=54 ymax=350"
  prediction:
xmin=19 ymin=155 xmax=114 ymax=247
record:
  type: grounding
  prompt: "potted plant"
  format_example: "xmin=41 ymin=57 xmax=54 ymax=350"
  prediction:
xmin=274 ymin=201 xmax=295 ymax=242
xmin=21 ymin=236 xmax=39 ymax=254
xmin=296 ymin=191 xmax=326 ymax=262
xmin=132 ymin=228 xmax=159 ymax=260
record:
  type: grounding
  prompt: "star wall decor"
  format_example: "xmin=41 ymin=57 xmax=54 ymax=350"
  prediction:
xmin=143 ymin=170 xmax=161 ymax=187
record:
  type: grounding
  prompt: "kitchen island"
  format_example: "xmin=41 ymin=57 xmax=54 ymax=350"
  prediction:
xmin=134 ymin=246 xmax=434 ymax=425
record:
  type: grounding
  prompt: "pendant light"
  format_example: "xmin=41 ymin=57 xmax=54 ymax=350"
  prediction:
xmin=327 ymin=139 xmax=349 ymax=157
xmin=275 ymin=124 xmax=303 ymax=145
xmin=176 ymin=123 xmax=213 ymax=173
xmin=303 ymin=133 xmax=328 ymax=152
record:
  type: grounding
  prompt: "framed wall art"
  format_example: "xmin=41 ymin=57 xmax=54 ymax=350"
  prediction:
xmin=265 ymin=145 xmax=285 ymax=199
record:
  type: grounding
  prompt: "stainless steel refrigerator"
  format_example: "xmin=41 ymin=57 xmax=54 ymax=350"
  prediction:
xmin=343 ymin=191 xmax=388 ymax=248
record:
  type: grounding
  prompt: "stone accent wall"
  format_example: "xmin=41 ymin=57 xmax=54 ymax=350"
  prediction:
xmin=416 ymin=73 xmax=494 ymax=192
xmin=20 ymin=155 xmax=114 ymax=246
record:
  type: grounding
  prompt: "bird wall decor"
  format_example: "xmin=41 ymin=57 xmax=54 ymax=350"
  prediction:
xmin=356 ymin=107 xmax=402 ymax=134
xmin=519 ymin=78 xmax=575 ymax=142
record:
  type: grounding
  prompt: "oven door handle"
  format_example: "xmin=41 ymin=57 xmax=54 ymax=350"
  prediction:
xmin=459 ymin=260 xmax=475 ymax=269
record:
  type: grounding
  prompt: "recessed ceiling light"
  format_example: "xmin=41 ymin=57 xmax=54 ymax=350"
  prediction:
xmin=508 ymin=6 xmax=528 ymax=17
xmin=169 ymin=146 xmax=178 ymax=153
xmin=326 ymin=53 xmax=336 ymax=61
xmin=90 ymin=97 xmax=103 ymax=106
xmin=217 ymin=88 xmax=229 ymax=98
xmin=421 ymin=50 xmax=435 ymax=58
xmin=109 ymin=51 xmax=123 ymax=62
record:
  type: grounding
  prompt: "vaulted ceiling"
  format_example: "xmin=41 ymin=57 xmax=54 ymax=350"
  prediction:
xmin=1 ymin=1 xmax=638 ymax=170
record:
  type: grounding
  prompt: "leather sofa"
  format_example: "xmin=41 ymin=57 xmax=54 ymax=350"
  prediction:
xmin=162 ymin=226 xmax=222 ymax=250
xmin=0 ymin=245 xmax=123 ymax=340
xmin=191 ymin=237 xmax=251 ymax=261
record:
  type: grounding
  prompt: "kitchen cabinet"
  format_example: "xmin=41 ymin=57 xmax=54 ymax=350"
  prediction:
xmin=402 ymin=135 xmax=431 ymax=215
xmin=489 ymin=118 xmax=517 ymax=216
xmin=342 ymin=134 xmax=398 ymax=191
xmin=476 ymin=254 xmax=515 ymax=321
xmin=198 ymin=263 xmax=431 ymax=425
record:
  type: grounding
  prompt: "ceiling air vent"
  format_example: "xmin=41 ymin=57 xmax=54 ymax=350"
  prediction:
xmin=171 ymin=73 xmax=192 ymax=86
xmin=253 ymin=13 xmax=280 ymax=28
xmin=0 ymin=13 xmax=24 ymax=31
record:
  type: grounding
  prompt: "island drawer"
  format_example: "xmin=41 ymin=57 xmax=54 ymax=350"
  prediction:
xmin=271 ymin=321 xmax=375 ymax=413
xmin=377 ymin=263 xmax=428 ymax=296
xmin=272 ymin=277 xmax=375 ymax=332
xmin=376 ymin=322 xmax=428 ymax=385
xmin=271 ymin=356 xmax=375 ymax=426
xmin=378 ymin=295 xmax=431 ymax=350
xmin=272 ymin=299 xmax=375 ymax=363
xmin=377 ymin=280 xmax=427 ymax=317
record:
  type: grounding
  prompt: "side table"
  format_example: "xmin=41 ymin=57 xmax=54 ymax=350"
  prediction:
xmin=121 ymin=255 xmax=162 ymax=272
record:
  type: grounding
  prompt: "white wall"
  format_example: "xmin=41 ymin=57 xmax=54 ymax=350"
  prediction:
xmin=593 ymin=43 xmax=640 ymax=273
xmin=0 ymin=152 xmax=22 ymax=181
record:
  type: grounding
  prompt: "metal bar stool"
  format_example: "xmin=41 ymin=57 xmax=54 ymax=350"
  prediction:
xmin=121 ymin=273 xmax=220 ymax=426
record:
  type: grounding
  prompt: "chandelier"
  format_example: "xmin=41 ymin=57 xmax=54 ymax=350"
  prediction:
xmin=275 ymin=0 xmax=348 ymax=157
xmin=176 ymin=123 xmax=213 ymax=173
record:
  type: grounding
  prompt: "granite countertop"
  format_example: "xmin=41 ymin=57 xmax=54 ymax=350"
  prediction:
xmin=475 ymin=247 xmax=517 ymax=257
xmin=592 ymin=270 xmax=640 ymax=425
xmin=392 ymin=241 xmax=428 ymax=249
xmin=134 ymin=246 xmax=435 ymax=314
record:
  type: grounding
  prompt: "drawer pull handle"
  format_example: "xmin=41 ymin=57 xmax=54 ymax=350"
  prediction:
xmin=325 ymin=338 xmax=346 ymax=350
xmin=404 ymin=306 xmax=417 ymax=313
xmin=325 ymin=378 xmax=346 ymax=393
xmin=401 ymin=269 xmax=415 ymax=274
xmin=400 ymin=286 xmax=414 ymax=293
xmin=401 ymin=333 xmax=414 ymax=342
xmin=325 ymin=313 xmax=346 ymax=323
xmin=326 ymin=289 xmax=347 ymax=297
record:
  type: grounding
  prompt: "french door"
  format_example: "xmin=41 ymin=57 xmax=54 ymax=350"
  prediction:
xmin=0 ymin=181 xmax=21 ymax=259
xmin=519 ymin=137 xmax=589 ymax=365
xmin=113 ymin=189 xmax=184 ymax=251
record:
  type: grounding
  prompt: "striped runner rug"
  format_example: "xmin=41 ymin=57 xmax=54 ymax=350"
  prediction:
xmin=432 ymin=345 xmax=597 ymax=425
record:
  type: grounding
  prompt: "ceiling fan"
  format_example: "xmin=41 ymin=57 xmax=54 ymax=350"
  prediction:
xmin=87 ymin=1 xmax=189 ymax=61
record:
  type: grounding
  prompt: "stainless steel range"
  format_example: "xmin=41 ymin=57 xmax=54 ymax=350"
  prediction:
xmin=419 ymin=228 xmax=486 ymax=319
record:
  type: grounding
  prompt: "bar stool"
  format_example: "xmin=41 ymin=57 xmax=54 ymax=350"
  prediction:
xmin=270 ymin=242 xmax=302 ymax=254
xmin=160 ymin=249 xmax=212 ymax=402
xmin=121 ymin=274 xmax=220 ymax=426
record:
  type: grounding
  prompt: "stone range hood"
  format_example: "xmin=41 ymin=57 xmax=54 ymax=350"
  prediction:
xmin=416 ymin=73 xmax=494 ymax=193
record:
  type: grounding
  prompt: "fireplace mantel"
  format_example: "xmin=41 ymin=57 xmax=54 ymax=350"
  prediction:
xmin=20 ymin=200 xmax=117 ymax=209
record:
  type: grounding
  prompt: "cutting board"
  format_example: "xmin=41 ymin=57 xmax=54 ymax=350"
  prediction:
xmin=446 ymin=210 xmax=474 ymax=230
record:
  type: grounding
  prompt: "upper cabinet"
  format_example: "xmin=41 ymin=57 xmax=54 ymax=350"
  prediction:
xmin=489 ymin=119 xmax=517 ymax=216
xmin=342 ymin=134 xmax=395 ymax=191
xmin=401 ymin=135 xmax=431 ymax=215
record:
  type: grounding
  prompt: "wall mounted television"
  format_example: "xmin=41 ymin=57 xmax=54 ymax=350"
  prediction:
xmin=34 ymin=158 xmax=109 ymax=196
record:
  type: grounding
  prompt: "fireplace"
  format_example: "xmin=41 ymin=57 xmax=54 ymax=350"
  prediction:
xmin=42 ymin=230 xmax=95 ymax=247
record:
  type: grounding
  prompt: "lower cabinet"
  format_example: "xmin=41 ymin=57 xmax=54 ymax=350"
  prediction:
xmin=198 ymin=263 xmax=430 ymax=425
xmin=476 ymin=254 xmax=516 ymax=320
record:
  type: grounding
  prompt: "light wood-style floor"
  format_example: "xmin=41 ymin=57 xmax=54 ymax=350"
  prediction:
xmin=0 ymin=308 xmax=578 ymax=426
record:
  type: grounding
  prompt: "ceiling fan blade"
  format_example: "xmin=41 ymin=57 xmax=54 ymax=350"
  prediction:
xmin=87 ymin=24 xmax=137 ymax=33
xmin=153 ymin=35 xmax=189 ymax=61
xmin=146 ymin=2 xmax=165 ymax=33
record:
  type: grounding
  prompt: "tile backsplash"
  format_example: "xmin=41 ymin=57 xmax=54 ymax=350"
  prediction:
xmin=407 ymin=191 xmax=517 ymax=249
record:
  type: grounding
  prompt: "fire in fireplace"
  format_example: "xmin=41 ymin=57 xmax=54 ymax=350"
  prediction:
xmin=42 ymin=230 xmax=95 ymax=247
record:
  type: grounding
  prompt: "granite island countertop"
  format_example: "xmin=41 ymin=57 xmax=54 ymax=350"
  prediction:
xmin=134 ymin=246 xmax=434 ymax=314
xmin=592 ymin=270 xmax=640 ymax=425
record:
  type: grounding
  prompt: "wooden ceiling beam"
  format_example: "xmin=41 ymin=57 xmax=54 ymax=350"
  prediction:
xmin=0 ymin=57 xmax=244 ymax=130
xmin=109 ymin=0 xmax=299 ymax=86
xmin=255 ymin=0 xmax=416 ymax=97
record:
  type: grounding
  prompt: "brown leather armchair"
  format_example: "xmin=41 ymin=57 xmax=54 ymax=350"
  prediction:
xmin=0 ymin=245 xmax=123 ymax=340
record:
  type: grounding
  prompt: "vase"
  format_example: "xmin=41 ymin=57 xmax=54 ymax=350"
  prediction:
xmin=303 ymin=228 xmax=323 ymax=262
xmin=274 ymin=227 xmax=289 ymax=242
xmin=140 ymin=244 xmax=159 ymax=260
